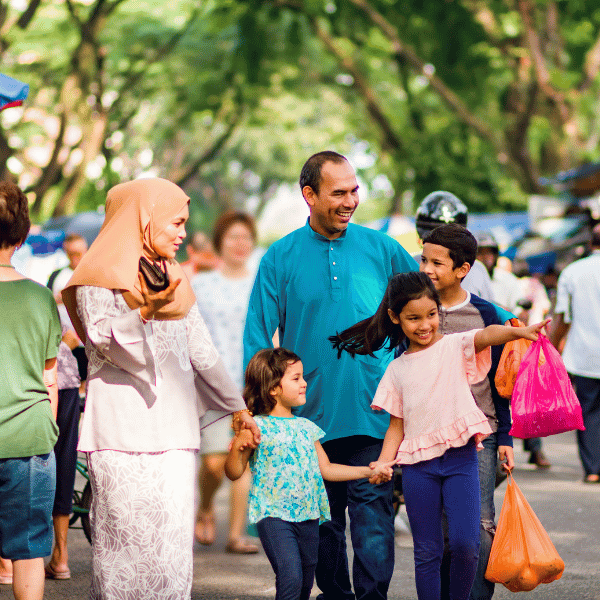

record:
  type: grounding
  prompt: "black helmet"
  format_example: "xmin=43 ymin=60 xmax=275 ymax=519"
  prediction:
xmin=415 ymin=191 xmax=468 ymax=240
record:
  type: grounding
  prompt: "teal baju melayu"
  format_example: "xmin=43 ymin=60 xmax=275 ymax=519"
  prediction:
xmin=243 ymin=220 xmax=418 ymax=442
xmin=243 ymin=219 xmax=418 ymax=599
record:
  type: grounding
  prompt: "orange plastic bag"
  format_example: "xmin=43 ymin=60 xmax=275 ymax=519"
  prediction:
xmin=485 ymin=474 xmax=564 ymax=592
xmin=494 ymin=319 xmax=532 ymax=399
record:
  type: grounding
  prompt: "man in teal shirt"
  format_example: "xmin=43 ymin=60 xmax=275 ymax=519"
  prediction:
xmin=244 ymin=151 xmax=417 ymax=600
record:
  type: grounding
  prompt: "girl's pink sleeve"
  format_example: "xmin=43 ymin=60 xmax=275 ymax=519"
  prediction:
xmin=460 ymin=330 xmax=491 ymax=384
xmin=371 ymin=362 xmax=403 ymax=418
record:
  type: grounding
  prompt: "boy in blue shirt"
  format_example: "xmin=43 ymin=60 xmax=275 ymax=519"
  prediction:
xmin=419 ymin=223 xmax=513 ymax=600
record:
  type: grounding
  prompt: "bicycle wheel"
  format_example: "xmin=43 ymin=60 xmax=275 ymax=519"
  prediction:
xmin=80 ymin=481 xmax=93 ymax=544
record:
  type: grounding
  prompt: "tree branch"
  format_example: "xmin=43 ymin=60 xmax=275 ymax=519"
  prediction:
xmin=16 ymin=0 xmax=41 ymax=29
xmin=580 ymin=31 xmax=600 ymax=91
xmin=175 ymin=113 xmax=242 ymax=189
xmin=311 ymin=16 xmax=405 ymax=155
xmin=348 ymin=0 xmax=502 ymax=150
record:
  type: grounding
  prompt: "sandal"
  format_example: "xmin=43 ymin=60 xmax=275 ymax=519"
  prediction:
xmin=0 ymin=574 xmax=12 ymax=585
xmin=226 ymin=538 xmax=260 ymax=554
xmin=194 ymin=512 xmax=216 ymax=546
xmin=583 ymin=474 xmax=600 ymax=484
xmin=45 ymin=564 xmax=71 ymax=580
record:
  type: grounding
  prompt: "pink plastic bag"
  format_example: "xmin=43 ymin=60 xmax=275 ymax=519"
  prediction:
xmin=510 ymin=335 xmax=585 ymax=439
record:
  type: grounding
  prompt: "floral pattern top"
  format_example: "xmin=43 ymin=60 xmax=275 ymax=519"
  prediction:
xmin=248 ymin=415 xmax=331 ymax=525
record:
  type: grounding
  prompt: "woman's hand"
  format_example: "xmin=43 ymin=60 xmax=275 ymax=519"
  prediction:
xmin=138 ymin=271 xmax=181 ymax=322
xmin=234 ymin=429 xmax=256 ymax=451
xmin=233 ymin=410 xmax=261 ymax=447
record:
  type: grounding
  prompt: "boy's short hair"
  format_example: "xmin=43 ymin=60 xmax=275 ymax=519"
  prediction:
xmin=423 ymin=223 xmax=477 ymax=270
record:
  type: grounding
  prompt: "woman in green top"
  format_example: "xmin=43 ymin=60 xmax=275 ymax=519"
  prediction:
xmin=0 ymin=181 xmax=61 ymax=600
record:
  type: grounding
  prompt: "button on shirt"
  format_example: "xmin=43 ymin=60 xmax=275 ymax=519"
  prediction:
xmin=243 ymin=220 xmax=418 ymax=442
xmin=555 ymin=251 xmax=600 ymax=378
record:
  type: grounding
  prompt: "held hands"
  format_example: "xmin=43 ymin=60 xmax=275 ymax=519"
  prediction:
xmin=232 ymin=410 xmax=261 ymax=447
xmin=233 ymin=428 xmax=256 ymax=452
xmin=517 ymin=318 xmax=552 ymax=342
xmin=138 ymin=271 xmax=182 ymax=321
xmin=368 ymin=460 xmax=396 ymax=485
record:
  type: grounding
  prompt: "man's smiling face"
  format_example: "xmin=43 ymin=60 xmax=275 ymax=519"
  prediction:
xmin=305 ymin=160 xmax=359 ymax=239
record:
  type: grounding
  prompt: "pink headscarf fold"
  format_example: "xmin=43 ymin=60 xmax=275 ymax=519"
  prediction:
xmin=63 ymin=178 xmax=196 ymax=343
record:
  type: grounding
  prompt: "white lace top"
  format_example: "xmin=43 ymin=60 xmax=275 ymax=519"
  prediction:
xmin=76 ymin=286 xmax=245 ymax=452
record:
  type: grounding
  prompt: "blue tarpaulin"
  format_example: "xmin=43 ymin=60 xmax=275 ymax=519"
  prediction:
xmin=0 ymin=74 xmax=28 ymax=110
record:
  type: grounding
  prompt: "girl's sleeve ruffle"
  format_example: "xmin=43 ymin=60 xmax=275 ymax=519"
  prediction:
xmin=461 ymin=330 xmax=491 ymax=384
xmin=396 ymin=409 xmax=492 ymax=465
xmin=371 ymin=364 xmax=402 ymax=418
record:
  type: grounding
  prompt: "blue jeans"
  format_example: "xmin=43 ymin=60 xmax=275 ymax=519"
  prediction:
xmin=403 ymin=442 xmax=480 ymax=600
xmin=469 ymin=434 xmax=498 ymax=600
xmin=257 ymin=517 xmax=320 ymax=600
xmin=316 ymin=436 xmax=394 ymax=600
xmin=572 ymin=375 xmax=600 ymax=476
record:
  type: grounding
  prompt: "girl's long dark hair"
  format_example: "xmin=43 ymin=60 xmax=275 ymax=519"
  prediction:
xmin=329 ymin=271 xmax=440 ymax=357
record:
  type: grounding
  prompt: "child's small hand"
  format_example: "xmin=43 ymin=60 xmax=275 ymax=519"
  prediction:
xmin=368 ymin=460 xmax=395 ymax=485
xmin=234 ymin=428 xmax=256 ymax=452
xmin=520 ymin=317 xmax=551 ymax=342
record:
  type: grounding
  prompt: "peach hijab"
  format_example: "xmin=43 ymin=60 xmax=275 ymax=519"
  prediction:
xmin=63 ymin=178 xmax=196 ymax=343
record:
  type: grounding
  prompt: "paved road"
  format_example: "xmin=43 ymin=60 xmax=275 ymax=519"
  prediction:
xmin=1 ymin=432 xmax=598 ymax=599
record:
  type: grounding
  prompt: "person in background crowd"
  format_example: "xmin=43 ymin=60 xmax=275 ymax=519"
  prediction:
xmin=62 ymin=178 xmax=260 ymax=600
xmin=44 ymin=327 xmax=81 ymax=580
xmin=180 ymin=231 xmax=221 ymax=280
xmin=0 ymin=180 xmax=60 ymax=600
xmin=475 ymin=232 xmax=521 ymax=312
xmin=244 ymin=151 xmax=418 ymax=600
xmin=47 ymin=233 xmax=88 ymax=304
xmin=192 ymin=210 xmax=259 ymax=554
xmin=47 ymin=233 xmax=89 ymax=384
xmin=414 ymin=191 xmax=495 ymax=303
xmin=551 ymin=224 xmax=600 ymax=484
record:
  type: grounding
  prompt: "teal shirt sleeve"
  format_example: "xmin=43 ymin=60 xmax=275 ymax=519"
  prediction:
xmin=243 ymin=249 xmax=279 ymax=371
xmin=492 ymin=303 xmax=516 ymax=324
xmin=392 ymin=244 xmax=419 ymax=275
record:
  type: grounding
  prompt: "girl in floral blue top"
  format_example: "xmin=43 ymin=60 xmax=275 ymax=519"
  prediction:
xmin=226 ymin=348 xmax=392 ymax=600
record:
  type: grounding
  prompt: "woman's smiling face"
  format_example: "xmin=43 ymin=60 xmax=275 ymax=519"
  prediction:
xmin=152 ymin=204 xmax=189 ymax=259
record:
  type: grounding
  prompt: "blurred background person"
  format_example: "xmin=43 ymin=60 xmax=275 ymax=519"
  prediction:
xmin=551 ymin=224 xmax=600 ymax=483
xmin=191 ymin=210 xmax=259 ymax=554
xmin=415 ymin=191 xmax=496 ymax=302
xmin=47 ymin=234 xmax=88 ymax=304
xmin=180 ymin=230 xmax=221 ymax=281
xmin=0 ymin=180 xmax=61 ymax=600
xmin=44 ymin=326 xmax=81 ymax=580
xmin=475 ymin=231 xmax=522 ymax=311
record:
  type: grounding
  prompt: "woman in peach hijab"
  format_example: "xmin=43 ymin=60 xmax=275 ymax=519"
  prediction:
xmin=63 ymin=178 xmax=259 ymax=600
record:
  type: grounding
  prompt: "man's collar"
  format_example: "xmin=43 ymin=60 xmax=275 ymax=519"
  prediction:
xmin=305 ymin=218 xmax=349 ymax=242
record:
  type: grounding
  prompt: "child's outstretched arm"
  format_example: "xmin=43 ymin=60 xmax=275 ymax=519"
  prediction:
xmin=369 ymin=416 xmax=404 ymax=484
xmin=474 ymin=318 xmax=551 ymax=354
xmin=315 ymin=442 xmax=393 ymax=484
xmin=225 ymin=429 xmax=255 ymax=481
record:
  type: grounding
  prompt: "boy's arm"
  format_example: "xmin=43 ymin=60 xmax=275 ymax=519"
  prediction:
xmin=225 ymin=430 xmax=255 ymax=481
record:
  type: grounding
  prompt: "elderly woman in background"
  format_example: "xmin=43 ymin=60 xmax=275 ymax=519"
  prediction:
xmin=192 ymin=211 xmax=258 ymax=553
xmin=62 ymin=179 xmax=259 ymax=600
xmin=0 ymin=181 xmax=61 ymax=600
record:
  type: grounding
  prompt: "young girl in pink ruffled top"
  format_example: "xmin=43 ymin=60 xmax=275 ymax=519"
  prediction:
xmin=330 ymin=271 xmax=549 ymax=600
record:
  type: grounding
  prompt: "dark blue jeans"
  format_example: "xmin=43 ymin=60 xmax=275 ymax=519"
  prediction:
xmin=257 ymin=517 xmax=320 ymax=600
xmin=403 ymin=442 xmax=480 ymax=600
xmin=316 ymin=436 xmax=394 ymax=600
xmin=572 ymin=375 xmax=600 ymax=476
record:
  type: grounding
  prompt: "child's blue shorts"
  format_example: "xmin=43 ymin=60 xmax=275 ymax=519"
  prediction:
xmin=0 ymin=452 xmax=56 ymax=560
